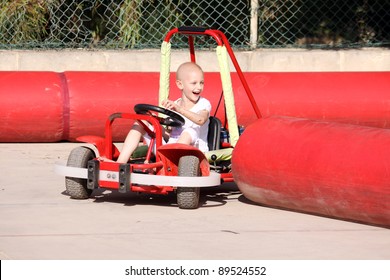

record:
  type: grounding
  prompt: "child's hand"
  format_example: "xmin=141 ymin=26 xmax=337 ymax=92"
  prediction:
xmin=162 ymin=99 xmax=179 ymax=111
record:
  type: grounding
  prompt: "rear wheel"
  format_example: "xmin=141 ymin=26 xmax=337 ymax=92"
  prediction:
xmin=177 ymin=155 xmax=201 ymax=209
xmin=65 ymin=146 xmax=95 ymax=199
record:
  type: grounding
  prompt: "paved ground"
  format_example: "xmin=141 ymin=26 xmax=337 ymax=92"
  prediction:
xmin=0 ymin=143 xmax=389 ymax=260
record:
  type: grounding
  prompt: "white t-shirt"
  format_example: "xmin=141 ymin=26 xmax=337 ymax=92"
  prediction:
xmin=167 ymin=97 xmax=211 ymax=152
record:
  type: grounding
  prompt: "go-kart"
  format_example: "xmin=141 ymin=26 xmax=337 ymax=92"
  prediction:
xmin=55 ymin=26 xmax=261 ymax=209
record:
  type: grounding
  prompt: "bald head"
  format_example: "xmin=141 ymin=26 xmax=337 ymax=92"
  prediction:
xmin=176 ymin=62 xmax=204 ymax=81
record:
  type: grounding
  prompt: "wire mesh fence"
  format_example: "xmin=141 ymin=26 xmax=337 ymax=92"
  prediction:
xmin=258 ymin=0 xmax=390 ymax=48
xmin=0 ymin=0 xmax=389 ymax=50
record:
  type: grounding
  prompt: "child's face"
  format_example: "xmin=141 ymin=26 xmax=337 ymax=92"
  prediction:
xmin=176 ymin=68 xmax=204 ymax=103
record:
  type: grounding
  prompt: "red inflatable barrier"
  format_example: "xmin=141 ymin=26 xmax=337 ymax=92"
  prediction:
xmin=64 ymin=72 xmax=160 ymax=141
xmin=233 ymin=71 xmax=390 ymax=128
xmin=0 ymin=72 xmax=64 ymax=142
xmin=1 ymin=71 xmax=390 ymax=142
xmin=232 ymin=116 xmax=390 ymax=227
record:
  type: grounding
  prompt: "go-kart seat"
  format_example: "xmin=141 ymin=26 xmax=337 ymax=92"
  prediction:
xmin=207 ymin=116 xmax=222 ymax=151
xmin=205 ymin=116 xmax=233 ymax=168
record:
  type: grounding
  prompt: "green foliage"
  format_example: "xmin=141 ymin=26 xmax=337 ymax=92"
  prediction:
xmin=0 ymin=0 xmax=388 ymax=49
xmin=258 ymin=0 xmax=390 ymax=48
xmin=139 ymin=0 xmax=184 ymax=47
xmin=0 ymin=0 xmax=58 ymax=44
xmin=118 ymin=0 xmax=142 ymax=48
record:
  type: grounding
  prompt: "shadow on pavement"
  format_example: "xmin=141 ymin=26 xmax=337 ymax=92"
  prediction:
xmin=60 ymin=182 xmax=242 ymax=209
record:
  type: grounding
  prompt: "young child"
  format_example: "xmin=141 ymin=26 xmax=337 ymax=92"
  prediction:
xmin=116 ymin=62 xmax=211 ymax=163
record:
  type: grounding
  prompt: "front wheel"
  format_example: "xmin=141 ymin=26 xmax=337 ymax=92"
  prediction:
xmin=65 ymin=146 xmax=96 ymax=199
xmin=177 ymin=155 xmax=201 ymax=209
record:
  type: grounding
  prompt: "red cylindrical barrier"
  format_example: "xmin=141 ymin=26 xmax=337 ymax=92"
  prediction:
xmin=62 ymin=72 xmax=242 ymax=141
xmin=232 ymin=72 xmax=390 ymax=128
xmin=1 ymin=71 xmax=390 ymax=142
xmin=0 ymin=72 xmax=64 ymax=142
xmin=64 ymin=72 xmax=160 ymax=141
xmin=232 ymin=116 xmax=390 ymax=227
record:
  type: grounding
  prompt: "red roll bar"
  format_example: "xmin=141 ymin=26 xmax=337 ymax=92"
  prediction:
xmin=164 ymin=26 xmax=262 ymax=119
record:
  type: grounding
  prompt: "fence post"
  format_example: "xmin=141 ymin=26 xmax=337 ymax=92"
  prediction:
xmin=250 ymin=0 xmax=259 ymax=49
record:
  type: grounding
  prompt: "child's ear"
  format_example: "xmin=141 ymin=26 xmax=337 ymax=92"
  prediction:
xmin=176 ymin=79 xmax=183 ymax=90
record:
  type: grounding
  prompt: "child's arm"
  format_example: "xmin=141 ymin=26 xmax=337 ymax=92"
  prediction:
xmin=162 ymin=99 xmax=210 ymax=126
xmin=175 ymin=107 xmax=209 ymax=126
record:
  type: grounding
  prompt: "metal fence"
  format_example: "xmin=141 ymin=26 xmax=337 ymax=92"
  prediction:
xmin=0 ymin=0 xmax=389 ymax=50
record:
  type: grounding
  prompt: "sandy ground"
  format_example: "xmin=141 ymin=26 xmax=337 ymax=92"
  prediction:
xmin=0 ymin=142 xmax=389 ymax=260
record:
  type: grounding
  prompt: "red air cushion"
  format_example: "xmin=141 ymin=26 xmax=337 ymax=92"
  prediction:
xmin=232 ymin=116 xmax=390 ymax=227
xmin=0 ymin=71 xmax=389 ymax=142
xmin=64 ymin=72 xmax=160 ymax=141
xmin=233 ymin=72 xmax=390 ymax=128
xmin=0 ymin=72 xmax=64 ymax=142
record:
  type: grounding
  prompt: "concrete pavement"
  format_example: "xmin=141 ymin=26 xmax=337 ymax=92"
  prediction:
xmin=0 ymin=143 xmax=389 ymax=260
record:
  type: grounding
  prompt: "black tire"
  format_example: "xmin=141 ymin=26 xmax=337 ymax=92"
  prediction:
xmin=177 ymin=155 xmax=201 ymax=209
xmin=65 ymin=146 xmax=95 ymax=199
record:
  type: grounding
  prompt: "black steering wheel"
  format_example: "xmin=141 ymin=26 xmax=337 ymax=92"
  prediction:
xmin=134 ymin=103 xmax=185 ymax=127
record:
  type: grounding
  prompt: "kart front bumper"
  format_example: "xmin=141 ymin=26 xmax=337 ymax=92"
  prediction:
xmin=54 ymin=161 xmax=221 ymax=189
